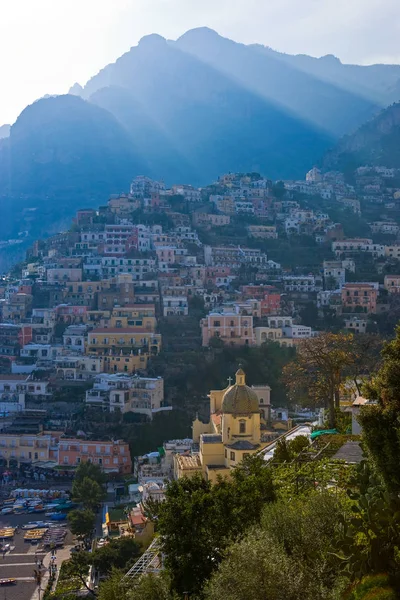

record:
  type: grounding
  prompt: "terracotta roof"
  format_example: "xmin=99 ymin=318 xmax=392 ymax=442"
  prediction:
xmin=211 ymin=413 xmax=222 ymax=428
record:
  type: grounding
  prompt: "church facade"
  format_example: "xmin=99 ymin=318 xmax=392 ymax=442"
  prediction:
xmin=174 ymin=368 xmax=271 ymax=482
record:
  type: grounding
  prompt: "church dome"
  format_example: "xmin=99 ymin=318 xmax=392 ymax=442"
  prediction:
xmin=222 ymin=368 xmax=259 ymax=415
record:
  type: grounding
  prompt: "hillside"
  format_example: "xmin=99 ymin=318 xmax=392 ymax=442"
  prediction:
xmin=0 ymin=95 xmax=142 ymax=240
xmin=322 ymin=102 xmax=400 ymax=172
xmin=73 ymin=28 xmax=400 ymax=184
xmin=84 ymin=31 xmax=334 ymax=184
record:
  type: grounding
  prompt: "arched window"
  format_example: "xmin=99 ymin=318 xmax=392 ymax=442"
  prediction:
xmin=239 ymin=420 xmax=246 ymax=434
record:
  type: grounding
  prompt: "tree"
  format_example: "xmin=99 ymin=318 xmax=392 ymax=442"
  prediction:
xmin=92 ymin=537 xmax=141 ymax=575
xmin=205 ymin=491 xmax=348 ymax=600
xmin=61 ymin=552 xmax=93 ymax=596
xmin=335 ymin=462 xmax=400 ymax=588
xmin=272 ymin=438 xmax=291 ymax=463
xmin=204 ymin=529 xmax=342 ymax=600
xmin=72 ymin=476 xmax=105 ymax=510
xmin=127 ymin=573 xmax=174 ymax=600
xmin=74 ymin=461 xmax=107 ymax=486
xmin=283 ymin=333 xmax=357 ymax=428
xmin=157 ymin=455 xmax=275 ymax=596
xmin=67 ymin=509 xmax=95 ymax=543
xmin=98 ymin=571 xmax=129 ymax=600
xmin=358 ymin=325 xmax=400 ymax=493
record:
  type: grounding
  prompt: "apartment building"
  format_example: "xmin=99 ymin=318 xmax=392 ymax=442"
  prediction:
xmin=204 ymin=245 xmax=268 ymax=267
xmin=283 ymin=276 xmax=321 ymax=293
xmin=109 ymin=305 xmax=156 ymax=331
xmin=0 ymin=375 xmax=50 ymax=399
xmin=86 ymin=328 xmax=162 ymax=356
xmin=344 ymin=319 xmax=368 ymax=334
xmin=201 ymin=312 xmax=254 ymax=347
xmin=47 ymin=268 xmax=83 ymax=283
xmin=341 ymin=283 xmax=377 ymax=314
xmin=63 ymin=325 xmax=87 ymax=353
xmin=57 ymin=438 xmax=131 ymax=473
xmin=192 ymin=213 xmax=230 ymax=227
xmin=55 ymin=356 xmax=102 ymax=381
xmin=0 ymin=324 xmax=32 ymax=358
xmin=103 ymin=223 xmax=138 ymax=256
xmin=323 ymin=261 xmax=346 ymax=288
xmin=97 ymin=276 xmax=136 ymax=310
xmin=247 ymin=225 xmax=278 ymax=239
xmin=162 ymin=295 xmax=189 ymax=317
xmin=385 ymin=245 xmax=400 ymax=260
xmin=101 ymin=256 xmax=156 ymax=279
xmin=384 ymin=275 xmax=400 ymax=294
xmin=0 ymin=433 xmax=52 ymax=467
xmin=2 ymin=293 xmax=33 ymax=322
xmin=332 ymin=239 xmax=373 ymax=257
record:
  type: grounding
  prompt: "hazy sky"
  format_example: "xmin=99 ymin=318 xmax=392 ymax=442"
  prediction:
xmin=1 ymin=0 xmax=400 ymax=124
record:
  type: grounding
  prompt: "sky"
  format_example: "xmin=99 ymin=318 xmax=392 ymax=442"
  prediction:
xmin=1 ymin=0 xmax=400 ymax=125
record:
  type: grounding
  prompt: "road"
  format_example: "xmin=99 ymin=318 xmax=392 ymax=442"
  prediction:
xmin=0 ymin=512 xmax=73 ymax=600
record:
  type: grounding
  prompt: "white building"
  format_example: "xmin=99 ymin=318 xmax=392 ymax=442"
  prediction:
xmin=162 ymin=296 xmax=189 ymax=317
xmin=283 ymin=276 xmax=321 ymax=293
xmin=63 ymin=325 xmax=87 ymax=353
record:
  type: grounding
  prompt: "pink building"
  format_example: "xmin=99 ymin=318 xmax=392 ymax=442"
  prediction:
xmin=205 ymin=266 xmax=231 ymax=288
xmin=57 ymin=438 xmax=131 ymax=474
xmin=56 ymin=305 xmax=87 ymax=324
xmin=201 ymin=312 xmax=254 ymax=347
xmin=341 ymin=283 xmax=377 ymax=314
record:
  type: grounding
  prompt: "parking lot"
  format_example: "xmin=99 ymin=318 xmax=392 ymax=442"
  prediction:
xmin=0 ymin=512 xmax=73 ymax=600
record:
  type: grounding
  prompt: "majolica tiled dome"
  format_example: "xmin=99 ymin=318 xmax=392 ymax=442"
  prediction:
xmin=221 ymin=368 xmax=259 ymax=415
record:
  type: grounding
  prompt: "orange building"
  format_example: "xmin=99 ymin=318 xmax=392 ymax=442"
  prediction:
xmin=57 ymin=438 xmax=131 ymax=473
xmin=341 ymin=283 xmax=377 ymax=314
xmin=201 ymin=312 xmax=254 ymax=347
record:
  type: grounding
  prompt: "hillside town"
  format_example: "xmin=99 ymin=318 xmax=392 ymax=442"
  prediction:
xmin=1 ymin=167 xmax=400 ymax=597
xmin=1 ymin=167 xmax=400 ymax=456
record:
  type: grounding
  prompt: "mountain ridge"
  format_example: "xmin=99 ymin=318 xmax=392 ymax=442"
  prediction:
xmin=322 ymin=101 xmax=400 ymax=172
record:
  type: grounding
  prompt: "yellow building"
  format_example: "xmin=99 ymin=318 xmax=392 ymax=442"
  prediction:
xmin=109 ymin=305 xmax=157 ymax=331
xmin=0 ymin=433 xmax=52 ymax=467
xmin=86 ymin=328 xmax=161 ymax=355
xmin=86 ymin=327 xmax=161 ymax=373
xmin=176 ymin=369 xmax=268 ymax=482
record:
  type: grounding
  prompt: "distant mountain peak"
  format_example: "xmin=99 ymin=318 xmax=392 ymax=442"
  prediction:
xmin=138 ymin=33 xmax=166 ymax=47
xmin=177 ymin=27 xmax=220 ymax=41
xmin=69 ymin=82 xmax=84 ymax=96
xmin=320 ymin=54 xmax=342 ymax=65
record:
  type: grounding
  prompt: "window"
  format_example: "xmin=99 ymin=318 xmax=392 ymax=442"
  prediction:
xmin=239 ymin=420 xmax=246 ymax=434
xmin=230 ymin=451 xmax=235 ymax=461
xmin=213 ymin=320 xmax=221 ymax=327
xmin=63 ymin=456 xmax=69 ymax=464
